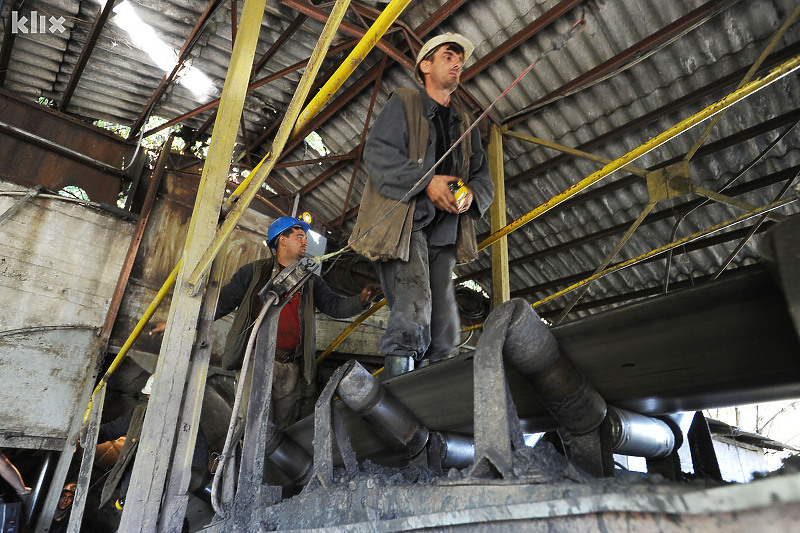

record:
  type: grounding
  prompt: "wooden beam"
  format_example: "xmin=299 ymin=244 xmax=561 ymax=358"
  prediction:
xmin=488 ymin=125 xmax=509 ymax=308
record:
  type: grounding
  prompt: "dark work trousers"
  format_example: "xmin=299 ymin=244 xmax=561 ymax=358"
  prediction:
xmin=377 ymin=229 xmax=459 ymax=362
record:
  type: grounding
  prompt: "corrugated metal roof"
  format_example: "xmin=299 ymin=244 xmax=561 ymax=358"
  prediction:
xmin=2 ymin=0 xmax=799 ymax=321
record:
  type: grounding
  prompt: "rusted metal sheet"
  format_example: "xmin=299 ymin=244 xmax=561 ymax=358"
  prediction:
xmin=108 ymin=169 xmax=275 ymax=363
xmin=0 ymin=179 xmax=132 ymax=449
xmin=0 ymin=90 xmax=134 ymax=204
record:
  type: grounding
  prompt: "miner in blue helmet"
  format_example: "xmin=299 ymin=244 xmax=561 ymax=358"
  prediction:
xmin=213 ymin=216 xmax=381 ymax=428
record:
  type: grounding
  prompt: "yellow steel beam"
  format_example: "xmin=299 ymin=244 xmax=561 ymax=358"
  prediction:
xmin=316 ymin=300 xmax=386 ymax=364
xmin=489 ymin=124 xmax=510 ymax=308
xmin=533 ymin=193 xmax=798 ymax=309
xmin=293 ymin=0 xmax=413 ymax=138
xmin=187 ymin=0 xmax=408 ymax=292
xmin=502 ymin=128 xmax=649 ymax=178
xmin=81 ymin=261 xmax=180 ymax=428
xmin=478 ymin=54 xmax=800 ymax=253
xmin=119 ymin=0 xmax=269 ymax=526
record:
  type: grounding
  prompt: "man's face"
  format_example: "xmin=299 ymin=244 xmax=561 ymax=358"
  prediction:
xmin=58 ymin=491 xmax=74 ymax=510
xmin=278 ymin=227 xmax=308 ymax=261
xmin=421 ymin=44 xmax=464 ymax=93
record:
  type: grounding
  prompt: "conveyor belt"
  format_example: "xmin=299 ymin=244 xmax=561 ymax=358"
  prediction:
xmin=284 ymin=265 xmax=800 ymax=462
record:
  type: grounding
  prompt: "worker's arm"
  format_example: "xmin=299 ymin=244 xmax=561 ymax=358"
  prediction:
xmin=363 ymin=93 xmax=432 ymax=201
xmin=96 ymin=407 xmax=135 ymax=444
xmin=214 ymin=262 xmax=257 ymax=320
xmin=312 ymin=275 xmax=374 ymax=318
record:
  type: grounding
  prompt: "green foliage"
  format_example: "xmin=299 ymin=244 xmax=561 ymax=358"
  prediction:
xmin=305 ymin=131 xmax=330 ymax=156
xmin=58 ymin=186 xmax=90 ymax=201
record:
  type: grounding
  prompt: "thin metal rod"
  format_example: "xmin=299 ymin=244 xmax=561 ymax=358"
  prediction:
xmin=533 ymin=194 xmax=798 ymax=309
xmin=0 ymin=185 xmax=41 ymax=224
xmin=691 ymin=184 xmax=785 ymax=223
xmin=711 ymin=170 xmax=799 ymax=280
xmin=663 ymin=118 xmax=800 ymax=292
xmin=554 ymin=201 xmax=657 ymax=324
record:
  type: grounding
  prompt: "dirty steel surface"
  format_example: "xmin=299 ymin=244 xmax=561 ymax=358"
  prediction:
xmin=209 ymin=446 xmax=800 ymax=532
xmin=280 ymin=266 xmax=800 ymax=465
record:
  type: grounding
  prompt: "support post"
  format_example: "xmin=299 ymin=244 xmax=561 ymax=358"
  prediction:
xmin=157 ymin=250 xmax=228 ymax=532
xmin=67 ymin=385 xmax=105 ymax=533
xmin=488 ymin=125 xmax=509 ymax=308
xmin=117 ymin=0 xmax=268 ymax=529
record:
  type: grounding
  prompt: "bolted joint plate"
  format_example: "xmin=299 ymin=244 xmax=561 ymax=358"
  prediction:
xmin=646 ymin=162 xmax=691 ymax=202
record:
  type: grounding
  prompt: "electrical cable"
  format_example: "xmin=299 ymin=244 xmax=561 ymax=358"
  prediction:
xmin=210 ymin=292 xmax=276 ymax=517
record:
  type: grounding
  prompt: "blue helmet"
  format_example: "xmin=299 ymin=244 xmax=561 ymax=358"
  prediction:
xmin=267 ymin=216 xmax=310 ymax=249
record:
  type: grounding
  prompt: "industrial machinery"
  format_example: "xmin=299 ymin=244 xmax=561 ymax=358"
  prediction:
xmin=198 ymin=216 xmax=800 ymax=532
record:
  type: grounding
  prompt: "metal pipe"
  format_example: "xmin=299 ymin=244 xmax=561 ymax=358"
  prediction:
xmin=429 ymin=432 xmax=475 ymax=470
xmin=607 ymin=407 xmax=676 ymax=459
xmin=0 ymin=120 xmax=126 ymax=176
xmin=501 ymin=299 xmax=606 ymax=435
xmin=26 ymin=450 xmax=56 ymax=526
xmin=337 ymin=362 xmax=429 ymax=457
xmin=264 ymin=422 xmax=312 ymax=484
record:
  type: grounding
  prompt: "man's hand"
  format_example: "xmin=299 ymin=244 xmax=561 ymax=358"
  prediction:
xmin=425 ymin=175 xmax=460 ymax=214
xmin=359 ymin=283 xmax=383 ymax=307
xmin=149 ymin=321 xmax=167 ymax=337
xmin=457 ymin=187 xmax=473 ymax=213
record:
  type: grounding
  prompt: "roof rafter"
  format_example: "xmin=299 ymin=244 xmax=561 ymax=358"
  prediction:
xmin=504 ymin=0 xmax=743 ymax=126
xmin=130 ymin=0 xmax=228 ymax=137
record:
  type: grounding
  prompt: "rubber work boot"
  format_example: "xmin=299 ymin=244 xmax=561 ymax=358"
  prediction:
xmin=382 ymin=355 xmax=414 ymax=379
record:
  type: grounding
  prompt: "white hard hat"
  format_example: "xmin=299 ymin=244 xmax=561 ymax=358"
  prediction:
xmin=141 ymin=375 xmax=155 ymax=395
xmin=414 ymin=33 xmax=474 ymax=84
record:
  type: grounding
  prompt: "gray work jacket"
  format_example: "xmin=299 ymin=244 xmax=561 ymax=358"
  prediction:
xmin=351 ymin=88 xmax=493 ymax=262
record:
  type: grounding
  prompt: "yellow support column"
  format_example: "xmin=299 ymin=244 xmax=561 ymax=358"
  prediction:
xmin=118 ymin=0 xmax=268 ymax=529
xmin=488 ymin=124 xmax=509 ymax=308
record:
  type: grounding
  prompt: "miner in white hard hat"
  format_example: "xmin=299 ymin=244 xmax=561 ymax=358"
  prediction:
xmin=350 ymin=32 xmax=493 ymax=378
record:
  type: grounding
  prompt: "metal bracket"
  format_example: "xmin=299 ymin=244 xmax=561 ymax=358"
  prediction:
xmin=646 ymin=162 xmax=691 ymax=202
xmin=259 ymin=256 xmax=317 ymax=303
xmin=310 ymin=360 xmax=358 ymax=488
xmin=468 ymin=303 xmax=524 ymax=480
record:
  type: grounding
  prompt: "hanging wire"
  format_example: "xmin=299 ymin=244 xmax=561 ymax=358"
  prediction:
xmin=662 ymin=119 xmax=800 ymax=292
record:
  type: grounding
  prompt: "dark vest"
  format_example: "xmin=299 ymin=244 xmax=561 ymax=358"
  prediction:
xmin=351 ymin=88 xmax=478 ymax=263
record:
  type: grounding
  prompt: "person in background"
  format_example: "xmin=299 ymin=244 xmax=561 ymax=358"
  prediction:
xmin=49 ymin=483 xmax=76 ymax=533
xmin=213 ymin=216 xmax=381 ymax=428
xmin=91 ymin=375 xmax=209 ymax=510
xmin=0 ymin=450 xmax=30 ymax=501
